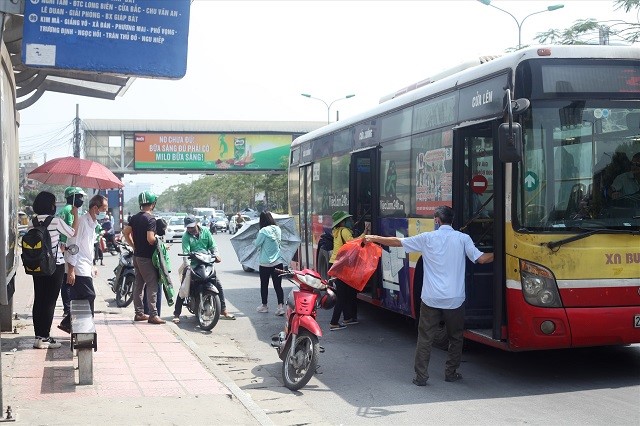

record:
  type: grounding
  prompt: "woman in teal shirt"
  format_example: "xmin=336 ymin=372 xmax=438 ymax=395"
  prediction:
xmin=254 ymin=212 xmax=285 ymax=316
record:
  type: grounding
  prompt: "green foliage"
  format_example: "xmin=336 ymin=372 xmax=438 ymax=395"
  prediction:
xmin=21 ymin=184 xmax=69 ymax=212
xmin=535 ymin=0 xmax=640 ymax=45
xmin=153 ymin=172 xmax=289 ymax=215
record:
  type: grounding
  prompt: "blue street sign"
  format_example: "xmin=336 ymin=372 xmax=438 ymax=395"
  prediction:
xmin=22 ymin=0 xmax=190 ymax=79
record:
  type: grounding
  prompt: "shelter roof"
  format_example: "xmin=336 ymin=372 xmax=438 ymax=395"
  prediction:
xmin=82 ymin=119 xmax=325 ymax=134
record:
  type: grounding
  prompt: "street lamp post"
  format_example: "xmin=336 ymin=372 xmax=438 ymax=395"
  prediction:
xmin=478 ymin=0 xmax=564 ymax=49
xmin=301 ymin=93 xmax=356 ymax=124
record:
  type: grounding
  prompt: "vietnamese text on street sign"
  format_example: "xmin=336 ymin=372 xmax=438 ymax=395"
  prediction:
xmin=22 ymin=0 xmax=190 ymax=79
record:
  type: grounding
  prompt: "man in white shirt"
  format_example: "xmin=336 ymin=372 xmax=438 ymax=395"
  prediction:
xmin=365 ymin=205 xmax=493 ymax=385
xmin=58 ymin=194 xmax=109 ymax=333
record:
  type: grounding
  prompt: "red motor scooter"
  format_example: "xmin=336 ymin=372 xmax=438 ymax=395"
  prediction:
xmin=271 ymin=267 xmax=337 ymax=391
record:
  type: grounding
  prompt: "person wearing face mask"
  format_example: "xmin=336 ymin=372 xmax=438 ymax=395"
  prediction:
xmin=58 ymin=194 xmax=109 ymax=334
xmin=122 ymin=191 xmax=165 ymax=325
xmin=29 ymin=191 xmax=78 ymax=348
xmin=365 ymin=206 xmax=493 ymax=385
xmin=58 ymin=186 xmax=86 ymax=319
xmin=328 ymin=210 xmax=370 ymax=331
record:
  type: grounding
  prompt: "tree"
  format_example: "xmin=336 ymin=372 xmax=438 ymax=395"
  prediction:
xmin=535 ymin=0 xmax=640 ymax=45
xmin=151 ymin=171 xmax=290 ymax=215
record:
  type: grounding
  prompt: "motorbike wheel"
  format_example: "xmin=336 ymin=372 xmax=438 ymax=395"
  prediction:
xmin=282 ymin=329 xmax=319 ymax=391
xmin=116 ymin=275 xmax=135 ymax=308
xmin=196 ymin=290 xmax=221 ymax=331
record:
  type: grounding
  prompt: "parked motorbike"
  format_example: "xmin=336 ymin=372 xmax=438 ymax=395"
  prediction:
xmin=271 ymin=267 xmax=337 ymax=391
xmin=108 ymin=241 xmax=135 ymax=307
xmin=178 ymin=252 xmax=222 ymax=331
xmin=104 ymin=231 xmax=120 ymax=255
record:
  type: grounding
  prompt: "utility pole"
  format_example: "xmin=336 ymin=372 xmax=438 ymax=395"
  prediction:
xmin=73 ymin=104 xmax=81 ymax=158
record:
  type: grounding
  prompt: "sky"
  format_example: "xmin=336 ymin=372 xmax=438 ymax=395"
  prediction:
xmin=18 ymin=0 xmax=638 ymax=194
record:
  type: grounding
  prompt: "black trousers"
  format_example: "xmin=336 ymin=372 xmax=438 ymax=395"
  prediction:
xmin=329 ymin=262 xmax=358 ymax=324
xmin=330 ymin=279 xmax=357 ymax=324
xmin=259 ymin=264 xmax=284 ymax=305
xmin=93 ymin=242 xmax=103 ymax=262
xmin=32 ymin=263 xmax=64 ymax=338
xmin=59 ymin=275 xmax=96 ymax=329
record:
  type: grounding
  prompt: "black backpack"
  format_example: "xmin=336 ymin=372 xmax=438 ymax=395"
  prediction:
xmin=318 ymin=227 xmax=334 ymax=252
xmin=21 ymin=216 xmax=57 ymax=276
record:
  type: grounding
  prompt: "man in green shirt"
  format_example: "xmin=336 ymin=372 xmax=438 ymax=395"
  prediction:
xmin=59 ymin=186 xmax=85 ymax=317
xmin=172 ymin=216 xmax=235 ymax=323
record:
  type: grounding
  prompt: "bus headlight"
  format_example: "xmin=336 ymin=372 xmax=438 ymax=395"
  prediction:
xmin=520 ymin=260 xmax=562 ymax=308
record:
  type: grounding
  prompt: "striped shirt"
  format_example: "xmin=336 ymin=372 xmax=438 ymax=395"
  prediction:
xmin=28 ymin=215 xmax=75 ymax=265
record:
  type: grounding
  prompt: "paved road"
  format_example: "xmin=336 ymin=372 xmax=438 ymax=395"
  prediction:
xmin=163 ymin=232 xmax=640 ymax=425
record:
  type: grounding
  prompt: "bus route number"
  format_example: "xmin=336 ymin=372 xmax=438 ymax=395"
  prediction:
xmin=635 ymin=315 xmax=640 ymax=328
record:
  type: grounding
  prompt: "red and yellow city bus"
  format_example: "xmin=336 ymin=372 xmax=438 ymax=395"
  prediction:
xmin=288 ymin=45 xmax=640 ymax=351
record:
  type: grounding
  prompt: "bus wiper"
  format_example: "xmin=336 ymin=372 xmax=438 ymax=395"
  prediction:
xmin=543 ymin=228 xmax=639 ymax=251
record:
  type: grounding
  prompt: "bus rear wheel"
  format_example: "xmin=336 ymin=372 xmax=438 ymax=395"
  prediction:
xmin=316 ymin=249 xmax=331 ymax=280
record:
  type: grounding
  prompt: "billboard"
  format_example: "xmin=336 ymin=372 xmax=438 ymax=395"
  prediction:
xmin=22 ymin=0 xmax=190 ymax=78
xmin=134 ymin=133 xmax=292 ymax=171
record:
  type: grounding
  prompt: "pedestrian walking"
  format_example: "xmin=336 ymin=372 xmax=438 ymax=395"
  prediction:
xmin=122 ymin=191 xmax=165 ymax=325
xmin=328 ymin=210 xmax=369 ymax=330
xmin=58 ymin=194 xmax=108 ymax=334
xmin=29 ymin=191 xmax=78 ymax=348
xmin=254 ymin=211 xmax=286 ymax=315
xmin=365 ymin=205 xmax=494 ymax=385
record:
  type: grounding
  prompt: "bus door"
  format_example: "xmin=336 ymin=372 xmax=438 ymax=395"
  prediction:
xmin=349 ymin=149 xmax=380 ymax=299
xmin=298 ymin=164 xmax=314 ymax=270
xmin=453 ymin=122 xmax=502 ymax=338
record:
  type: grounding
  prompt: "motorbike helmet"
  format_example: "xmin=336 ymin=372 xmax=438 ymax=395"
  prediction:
xmin=138 ymin=190 xmax=158 ymax=206
xmin=64 ymin=186 xmax=86 ymax=206
xmin=64 ymin=186 xmax=86 ymax=199
xmin=156 ymin=218 xmax=167 ymax=236
xmin=319 ymin=287 xmax=337 ymax=310
xmin=183 ymin=215 xmax=197 ymax=228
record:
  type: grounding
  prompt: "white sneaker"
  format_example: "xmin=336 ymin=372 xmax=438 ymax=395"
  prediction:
xmin=275 ymin=305 xmax=285 ymax=316
xmin=256 ymin=304 xmax=268 ymax=313
xmin=33 ymin=337 xmax=61 ymax=349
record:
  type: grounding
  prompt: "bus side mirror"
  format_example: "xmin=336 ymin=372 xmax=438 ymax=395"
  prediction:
xmin=498 ymin=122 xmax=523 ymax=163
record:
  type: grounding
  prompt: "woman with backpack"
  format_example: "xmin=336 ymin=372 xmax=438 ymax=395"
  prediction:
xmin=254 ymin=211 xmax=286 ymax=315
xmin=27 ymin=191 xmax=78 ymax=349
xmin=328 ymin=210 xmax=369 ymax=331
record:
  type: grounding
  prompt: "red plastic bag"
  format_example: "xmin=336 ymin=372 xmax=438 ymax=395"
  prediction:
xmin=328 ymin=239 xmax=382 ymax=291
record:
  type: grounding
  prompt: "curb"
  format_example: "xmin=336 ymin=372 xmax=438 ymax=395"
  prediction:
xmin=168 ymin=322 xmax=274 ymax=426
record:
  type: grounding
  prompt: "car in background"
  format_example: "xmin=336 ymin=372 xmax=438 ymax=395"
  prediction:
xmin=212 ymin=213 xmax=229 ymax=232
xmin=164 ymin=216 xmax=186 ymax=243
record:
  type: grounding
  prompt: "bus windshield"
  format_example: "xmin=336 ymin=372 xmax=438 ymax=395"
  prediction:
xmin=517 ymin=102 xmax=640 ymax=231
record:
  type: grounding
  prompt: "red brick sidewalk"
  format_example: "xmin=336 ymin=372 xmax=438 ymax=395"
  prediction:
xmin=6 ymin=311 xmax=228 ymax=400
xmin=0 ymin=266 xmax=263 ymax=424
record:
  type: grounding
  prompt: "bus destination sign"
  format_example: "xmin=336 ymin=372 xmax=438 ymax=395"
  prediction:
xmin=22 ymin=0 xmax=190 ymax=79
